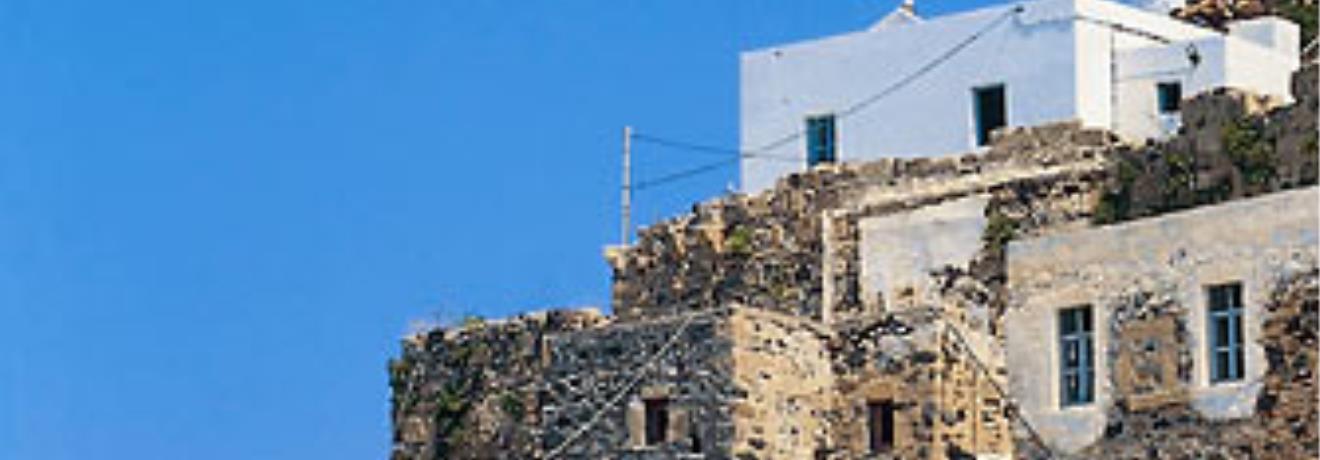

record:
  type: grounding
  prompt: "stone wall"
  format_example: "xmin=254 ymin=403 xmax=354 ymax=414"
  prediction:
xmin=609 ymin=122 xmax=1116 ymax=325
xmin=391 ymin=67 xmax=1319 ymax=460
xmin=826 ymin=306 xmax=1014 ymax=460
xmin=1092 ymin=65 xmax=1319 ymax=225
xmin=728 ymin=309 xmax=834 ymax=459
xmin=539 ymin=309 xmax=738 ymax=459
xmin=1076 ymin=268 xmax=1318 ymax=459
xmin=1004 ymin=187 xmax=1319 ymax=455
xmin=388 ymin=310 xmax=606 ymax=460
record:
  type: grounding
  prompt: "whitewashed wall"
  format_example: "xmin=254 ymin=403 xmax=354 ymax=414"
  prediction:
xmin=740 ymin=0 xmax=1300 ymax=192
xmin=1003 ymin=187 xmax=1320 ymax=453
xmin=740 ymin=0 xmax=1082 ymax=192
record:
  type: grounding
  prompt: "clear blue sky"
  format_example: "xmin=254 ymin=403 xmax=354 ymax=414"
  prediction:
xmin=0 ymin=1 xmax=997 ymax=458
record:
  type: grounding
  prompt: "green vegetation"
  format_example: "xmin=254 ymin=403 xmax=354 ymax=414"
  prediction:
xmin=499 ymin=392 xmax=525 ymax=419
xmin=726 ymin=226 xmax=753 ymax=255
xmin=387 ymin=358 xmax=415 ymax=414
xmin=982 ymin=208 xmax=1017 ymax=252
xmin=1092 ymin=158 xmax=1140 ymax=225
xmin=432 ymin=341 xmax=486 ymax=457
xmin=1092 ymin=191 xmax=1130 ymax=225
xmin=461 ymin=315 xmax=485 ymax=328
xmin=1223 ymin=117 xmax=1274 ymax=186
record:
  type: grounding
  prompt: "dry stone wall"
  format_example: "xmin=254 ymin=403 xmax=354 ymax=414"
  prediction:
xmin=610 ymin=122 xmax=1117 ymax=325
xmin=1093 ymin=65 xmax=1319 ymax=225
xmin=728 ymin=309 xmax=834 ymax=459
xmin=539 ymin=309 xmax=738 ymax=459
xmin=388 ymin=310 xmax=606 ymax=460
xmin=826 ymin=306 xmax=1015 ymax=460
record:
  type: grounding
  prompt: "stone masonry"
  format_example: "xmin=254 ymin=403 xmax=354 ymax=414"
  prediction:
xmin=390 ymin=65 xmax=1318 ymax=459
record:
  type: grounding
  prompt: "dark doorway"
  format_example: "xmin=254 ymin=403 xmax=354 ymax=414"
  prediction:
xmin=973 ymin=84 xmax=1007 ymax=146
xmin=644 ymin=398 xmax=669 ymax=446
xmin=867 ymin=400 xmax=895 ymax=453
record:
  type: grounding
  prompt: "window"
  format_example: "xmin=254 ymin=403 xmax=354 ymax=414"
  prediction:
xmin=1157 ymin=82 xmax=1182 ymax=114
xmin=1059 ymin=306 xmax=1094 ymax=407
xmin=1208 ymin=283 xmax=1245 ymax=383
xmin=805 ymin=114 xmax=836 ymax=166
xmin=973 ymin=84 xmax=1007 ymax=146
xmin=644 ymin=398 xmax=669 ymax=446
xmin=867 ymin=400 xmax=895 ymax=453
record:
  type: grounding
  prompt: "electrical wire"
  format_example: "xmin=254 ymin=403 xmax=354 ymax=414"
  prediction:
xmin=630 ymin=133 xmax=800 ymax=162
xmin=625 ymin=5 xmax=1025 ymax=191
xmin=634 ymin=157 xmax=740 ymax=191
xmin=541 ymin=309 xmax=714 ymax=460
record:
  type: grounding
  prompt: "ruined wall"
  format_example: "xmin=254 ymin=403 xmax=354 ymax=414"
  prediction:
xmin=539 ymin=310 xmax=738 ymax=459
xmin=610 ymin=122 xmax=1117 ymax=325
xmin=388 ymin=310 xmax=606 ymax=460
xmin=825 ymin=303 xmax=1015 ymax=460
xmin=1004 ymin=187 xmax=1319 ymax=455
xmin=1076 ymin=268 xmax=1319 ymax=459
xmin=728 ymin=309 xmax=834 ymax=459
xmin=1092 ymin=65 xmax=1318 ymax=225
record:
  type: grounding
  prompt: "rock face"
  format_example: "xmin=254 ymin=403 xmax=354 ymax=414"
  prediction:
xmin=388 ymin=67 xmax=1318 ymax=459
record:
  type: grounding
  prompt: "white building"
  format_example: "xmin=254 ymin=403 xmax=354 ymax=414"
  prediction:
xmin=739 ymin=0 xmax=1300 ymax=192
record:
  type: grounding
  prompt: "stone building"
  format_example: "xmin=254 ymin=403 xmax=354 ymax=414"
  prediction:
xmin=389 ymin=59 xmax=1317 ymax=459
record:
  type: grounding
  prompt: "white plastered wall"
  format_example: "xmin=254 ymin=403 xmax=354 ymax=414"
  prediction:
xmin=1003 ymin=187 xmax=1319 ymax=453
xmin=740 ymin=0 xmax=1299 ymax=192
xmin=740 ymin=0 xmax=1084 ymax=192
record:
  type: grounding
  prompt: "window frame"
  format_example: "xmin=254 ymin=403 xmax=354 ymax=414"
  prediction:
xmin=1206 ymin=282 xmax=1246 ymax=384
xmin=1058 ymin=305 xmax=1095 ymax=408
xmin=805 ymin=114 xmax=837 ymax=167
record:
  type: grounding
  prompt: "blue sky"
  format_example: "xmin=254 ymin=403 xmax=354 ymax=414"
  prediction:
xmin=0 ymin=1 xmax=998 ymax=458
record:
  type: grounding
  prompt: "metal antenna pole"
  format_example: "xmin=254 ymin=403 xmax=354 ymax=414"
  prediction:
xmin=621 ymin=125 xmax=633 ymax=246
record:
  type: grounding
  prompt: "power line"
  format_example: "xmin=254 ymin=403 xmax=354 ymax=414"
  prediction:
xmin=631 ymin=133 xmax=741 ymax=157
xmin=634 ymin=156 xmax=739 ymax=191
xmin=630 ymin=132 xmax=800 ymax=162
xmin=623 ymin=6 xmax=1025 ymax=191
xmin=748 ymin=5 xmax=1024 ymax=156
xmin=542 ymin=309 xmax=713 ymax=460
xmin=626 ymin=132 xmax=799 ymax=191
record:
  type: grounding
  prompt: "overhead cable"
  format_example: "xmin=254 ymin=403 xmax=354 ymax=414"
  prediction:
xmin=626 ymin=5 xmax=1025 ymax=190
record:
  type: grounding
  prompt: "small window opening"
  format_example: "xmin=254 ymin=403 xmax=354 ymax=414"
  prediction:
xmin=1157 ymin=81 xmax=1182 ymax=114
xmin=867 ymin=400 xmax=895 ymax=453
xmin=973 ymin=84 xmax=1007 ymax=146
xmin=805 ymin=114 xmax=836 ymax=166
xmin=689 ymin=424 xmax=702 ymax=453
xmin=1059 ymin=305 xmax=1094 ymax=407
xmin=644 ymin=398 xmax=669 ymax=446
xmin=1207 ymin=282 xmax=1245 ymax=383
